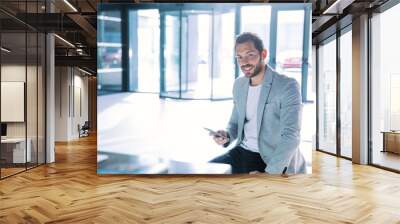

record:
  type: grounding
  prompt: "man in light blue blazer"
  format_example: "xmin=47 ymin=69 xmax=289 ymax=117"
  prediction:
xmin=210 ymin=32 xmax=306 ymax=175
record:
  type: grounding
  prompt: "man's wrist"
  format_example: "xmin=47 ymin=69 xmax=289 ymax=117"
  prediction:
xmin=223 ymin=133 xmax=230 ymax=147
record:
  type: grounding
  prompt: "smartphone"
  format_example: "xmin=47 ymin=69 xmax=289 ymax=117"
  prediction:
xmin=203 ymin=127 xmax=225 ymax=138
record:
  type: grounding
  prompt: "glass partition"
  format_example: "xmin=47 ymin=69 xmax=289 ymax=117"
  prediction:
xmin=339 ymin=28 xmax=352 ymax=158
xmin=38 ymin=33 xmax=45 ymax=165
xmin=27 ymin=30 xmax=38 ymax=169
xmin=317 ymin=37 xmax=337 ymax=155
xmin=371 ymin=4 xmax=400 ymax=171
xmin=0 ymin=1 xmax=46 ymax=179
xmin=1 ymin=31 xmax=28 ymax=178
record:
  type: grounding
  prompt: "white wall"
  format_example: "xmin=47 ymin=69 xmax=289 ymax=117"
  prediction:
xmin=71 ymin=73 xmax=89 ymax=138
xmin=55 ymin=67 xmax=89 ymax=141
xmin=1 ymin=63 xmax=46 ymax=164
xmin=55 ymin=66 xmax=69 ymax=141
xmin=1 ymin=65 xmax=26 ymax=134
xmin=1 ymin=65 xmax=37 ymax=137
xmin=1 ymin=65 xmax=26 ymax=142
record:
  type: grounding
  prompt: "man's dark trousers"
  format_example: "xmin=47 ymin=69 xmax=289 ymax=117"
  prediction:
xmin=210 ymin=146 xmax=266 ymax=174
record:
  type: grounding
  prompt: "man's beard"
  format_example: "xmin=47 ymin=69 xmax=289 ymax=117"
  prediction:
xmin=242 ymin=59 xmax=263 ymax=78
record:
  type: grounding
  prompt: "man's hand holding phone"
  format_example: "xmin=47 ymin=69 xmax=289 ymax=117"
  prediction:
xmin=204 ymin=128 xmax=229 ymax=145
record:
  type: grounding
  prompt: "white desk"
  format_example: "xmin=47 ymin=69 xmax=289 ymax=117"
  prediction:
xmin=1 ymin=138 xmax=31 ymax=163
xmin=97 ymin=152 xmax=232 ymax=174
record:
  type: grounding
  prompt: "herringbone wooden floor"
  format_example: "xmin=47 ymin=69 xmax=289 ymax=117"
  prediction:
xmin=1 ymin=134 xmax=400 ymax=223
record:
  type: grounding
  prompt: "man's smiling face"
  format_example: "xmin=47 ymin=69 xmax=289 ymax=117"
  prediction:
xmin=235 ymin=41 xmax=266 ymax=78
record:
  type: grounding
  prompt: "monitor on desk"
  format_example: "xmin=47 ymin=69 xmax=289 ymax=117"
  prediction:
xmin=1 ymin=123 xmax=7 ymax=138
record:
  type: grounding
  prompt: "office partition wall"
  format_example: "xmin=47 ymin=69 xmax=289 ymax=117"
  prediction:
xmin=0 ymin=31 xmax=27 ymax=177
xmin=0 ymin=1 xmax=47 ymax=179
xmin=316 ymin=26 xmax=353 ymax=159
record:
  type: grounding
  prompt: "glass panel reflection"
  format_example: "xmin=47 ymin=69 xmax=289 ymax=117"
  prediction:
xmin=160 ymin=12 xmax=181 ymax=98
xmin=97 ymin=11 xmax=123 ymax=94
xmin=276 ymin=10 xmax=304 ymax=86
xmin=211 ymin=11 xmax=235 ymax=99
xmin=137 ymin=10 xmax=160 ymax=93
xmin=340 ymin=30 xmax=352 ymax=158
xmin=371 ymin=4 xmax=400 ymax=171
xmin=180 ymin=12 xmax=212 ymax=99
xmin=240 ymin=5 xmax=271 ymax=54
xmin=318 ymin=38 xmax=337 ymax=154
xmin=27 ymin=31 xmax=38 ymax=169
xmin=1 ymin=31 xmax=27 ymax=177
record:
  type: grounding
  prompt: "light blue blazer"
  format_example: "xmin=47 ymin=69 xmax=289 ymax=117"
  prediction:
xmin=225 ymin=65 xmax=306 ymax=174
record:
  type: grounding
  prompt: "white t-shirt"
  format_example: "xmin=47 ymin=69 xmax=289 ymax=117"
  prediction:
xmin=240 ymin=84 xmax=262 ymax=153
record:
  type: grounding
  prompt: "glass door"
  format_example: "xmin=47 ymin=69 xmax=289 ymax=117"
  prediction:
xmin=160 ymin=7 xmax=237 ymax=100
xmin=160 ymin=10 xmax=181 ymax=98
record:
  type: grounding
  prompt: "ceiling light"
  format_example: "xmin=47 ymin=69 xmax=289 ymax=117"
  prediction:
xmin=322 ymin=0 xmax=354 ymax=15
xmin=54 ymin=34 xmax=75 ymax=48
xmin=97 ymin=15 xmax=122 ymax=22
xmin=1 ymin=47 xmax=11 ymax=53
xmin=63 ymin=0 xmax=78 ymax=12
xmin=78 ymin=67 xmax=92 ymax=76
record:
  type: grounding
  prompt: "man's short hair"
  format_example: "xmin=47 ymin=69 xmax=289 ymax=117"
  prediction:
xmin=235 ymin=32 xmax=264 ymax=53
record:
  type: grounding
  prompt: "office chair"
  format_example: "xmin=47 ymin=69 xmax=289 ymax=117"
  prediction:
xmin=79 ymin=121 xmax=90 ymax=138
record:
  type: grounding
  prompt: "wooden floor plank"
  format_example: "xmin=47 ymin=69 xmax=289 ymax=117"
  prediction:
xmin=1 ymin=134 xmax=400 ymax=223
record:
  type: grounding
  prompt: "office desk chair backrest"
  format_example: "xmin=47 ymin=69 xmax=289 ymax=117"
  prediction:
xmin=82 ymin=121 xmax=90 ymax=130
